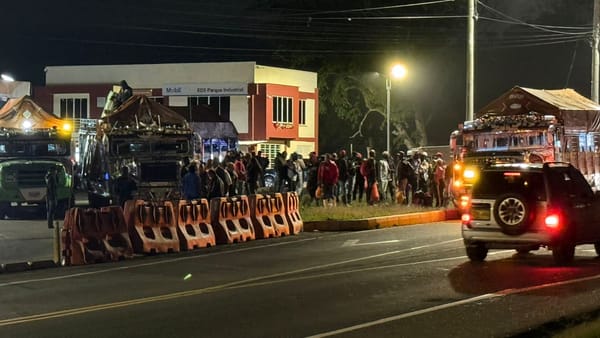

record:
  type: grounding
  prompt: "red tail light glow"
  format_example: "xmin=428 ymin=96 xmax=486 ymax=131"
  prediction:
xmin=545 ymin=214 xmax=560 ymax=228
xmin=461 ymin=213 xmax=472 ymax=228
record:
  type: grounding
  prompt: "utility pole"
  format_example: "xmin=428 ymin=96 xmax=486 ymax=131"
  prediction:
xmin=592 ymin=0 xmax=600 ymax=102
xmin=466 ymin=0 xmax=476 ymax=121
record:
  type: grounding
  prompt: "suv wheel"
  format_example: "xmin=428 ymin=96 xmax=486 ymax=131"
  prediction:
xmin=466 ymin=244 xmax=488 ymax=262
xmin=552 ymin=242 xmax=575 ymax=265
xmin=493 ymin=193 xmax=530 ymax=236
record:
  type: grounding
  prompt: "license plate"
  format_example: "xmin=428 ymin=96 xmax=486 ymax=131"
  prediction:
xmin=472 ymin=208 xmax=490 ymax=220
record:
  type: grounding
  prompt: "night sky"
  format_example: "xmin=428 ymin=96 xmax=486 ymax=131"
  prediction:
xmin=0 ymin=0 xmax=595 ymax=145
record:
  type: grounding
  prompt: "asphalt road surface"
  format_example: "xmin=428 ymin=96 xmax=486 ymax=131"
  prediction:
xmin=3 ymin=219 xmax=600 ymax=337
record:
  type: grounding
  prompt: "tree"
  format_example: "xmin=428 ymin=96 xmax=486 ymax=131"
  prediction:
xmin=314 ymin=56 xmax=427 ymax=154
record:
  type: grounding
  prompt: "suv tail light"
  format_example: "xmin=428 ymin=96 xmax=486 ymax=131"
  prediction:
xmin=545 ymin=213 xmax=560 ymax=229
xmin=461 ymin=213 xmax=472 ymax=227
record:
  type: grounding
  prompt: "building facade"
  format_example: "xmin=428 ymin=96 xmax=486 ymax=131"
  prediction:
xmin=33 ymin=61 xmax=319 ymax=165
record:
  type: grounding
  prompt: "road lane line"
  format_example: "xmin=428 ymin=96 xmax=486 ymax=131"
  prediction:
xmin=0 ymin=236 xmax=461 ymax=288
xmin=0 ymin=237 xmax=318 ymax=288
xmin=0 ymin=239 xmax=466 ymax=327
xmin=0 ymin=251 xmax=472 ymax=327
xmin=306 ymin=257 xmax=600 ymax=337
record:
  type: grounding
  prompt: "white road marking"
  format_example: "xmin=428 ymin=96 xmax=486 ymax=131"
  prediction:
xmin=306 ymin=252 xmax=600 ymax=338
xmin=342 ymin=239 xmax=402 ymax=247
xmin=0 ymin=245 xmax=471 ymax=327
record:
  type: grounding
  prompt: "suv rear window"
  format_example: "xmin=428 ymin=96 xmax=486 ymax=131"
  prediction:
xmin=472 ymin=170 xmax=546 ymax=201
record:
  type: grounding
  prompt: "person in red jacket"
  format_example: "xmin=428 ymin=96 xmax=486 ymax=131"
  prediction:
xmin=317 ymin=153 xmax=339 ymax=207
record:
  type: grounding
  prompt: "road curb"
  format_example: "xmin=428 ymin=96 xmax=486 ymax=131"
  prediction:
xmin=304 ymin=209 xmax=460 ymax=231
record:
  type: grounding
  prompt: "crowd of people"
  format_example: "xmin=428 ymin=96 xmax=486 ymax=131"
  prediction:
xmin=113 ymin=148 xmax=454 ymax=209
xmin=303 ymin=149 xmax=453 ymax=208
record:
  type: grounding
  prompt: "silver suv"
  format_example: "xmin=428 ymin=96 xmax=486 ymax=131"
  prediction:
xmin=462 ymin=162 xmax=600 ymax=265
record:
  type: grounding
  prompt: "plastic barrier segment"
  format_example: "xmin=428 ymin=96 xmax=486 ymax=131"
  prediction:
xmin=284 ymin=192 xmax=303 ymax=234
xmin=124 ymin=200 xmax=180 ymax=254
xmin=176 ymin=199 xmax=216 ymax=250
xmin=248 ymin=194 xmax=277 ymax=239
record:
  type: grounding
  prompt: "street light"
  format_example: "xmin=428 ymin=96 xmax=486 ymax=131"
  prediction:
xmin=386 ymin=64 xmax=407 ymax=153
xmin=1 ymin=74 xmax=15 ymax=82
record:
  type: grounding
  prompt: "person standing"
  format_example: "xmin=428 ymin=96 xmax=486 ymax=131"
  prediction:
xmin=257 ymin=150 xmax=269 ymax=187
xmin=317 ymin=153 xmax=339 ymax=207
xmin=336 ymin=149 xmax=351 ymax=206
xmin=234 ymin=152 xmax=247 ymax=195
xmin=245 ymin=152 xmax=263 ymax=195
xmin=182 ymin=164 xmax=201 ymax=200
xmin=432 ymin=157 xmax=446 ymax=208
xmin=364 ymin=149 xmax=378 ymax=205
xmin=305 ymin=152 xmax=320 ymax=206
xmin=291 ymin=152 xmax=305 ymax=197
xmin=352 ymin=152 xmax=365 ymax=203
xmin=114 ymin=166 xmax=137 ymax=208
xmin=378 ymin=151 xmax=390 ymax=203
xmin=45 ymin=166 xmax=59 ymax=228
xmin=207 ymin=169 xmax=225 ymax=199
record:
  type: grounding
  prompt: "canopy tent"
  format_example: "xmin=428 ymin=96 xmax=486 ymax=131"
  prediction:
xmin=0 ymin=95 xmax=64 ymax=129
xmin=102 ymin=94 xmax=188 ymax=127
xmin=476 ymin=86 xmax=600 ymax=133
xmin=190 ymin=121 xmax=238 ymax=139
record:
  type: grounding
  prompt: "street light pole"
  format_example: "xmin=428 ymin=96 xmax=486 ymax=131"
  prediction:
xmin=386 ymin=76 xmax=391 ymax=153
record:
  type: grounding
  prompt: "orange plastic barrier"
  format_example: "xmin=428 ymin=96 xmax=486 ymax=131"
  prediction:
xmin=97 ymin=206 xmax=134 ymax=260
xmin=284 ymin=192 xmax=303 ymax=234
xmin=210 ymin=197 xmax=255 ymax=244
xmin=124 ymin=200 xmax=180 ymax=254
xmin=60 ymin=207 xmax=133 ymax=266
xmin=176 ymin=199 xmax=216 ymax=250
xmin=264 ymin=193 xmax=291 ymax=237
xmin=248 ymin=194 xmax=277 ymax=239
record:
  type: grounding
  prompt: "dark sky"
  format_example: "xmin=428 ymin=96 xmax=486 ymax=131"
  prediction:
xmin=0 ymin=0 xmax=595 ymax=145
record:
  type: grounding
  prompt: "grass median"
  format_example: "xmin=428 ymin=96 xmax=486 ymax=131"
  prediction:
xmin=299 ymin=199 xmax=445 ymax=222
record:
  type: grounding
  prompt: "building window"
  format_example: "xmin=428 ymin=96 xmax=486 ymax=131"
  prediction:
xmin=299 ymin=100 xmax=306 ymax=125
xmin=272 ymin=96 xmax=293 ymax=124
xmin=54 ymin=94 xmax=89 ymax=119
xmin=189 ymin=96 xmax=230 ymax=116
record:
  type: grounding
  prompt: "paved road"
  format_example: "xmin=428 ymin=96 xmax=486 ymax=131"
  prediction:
xmin=2 ymin=220 xmax=600 ymax=337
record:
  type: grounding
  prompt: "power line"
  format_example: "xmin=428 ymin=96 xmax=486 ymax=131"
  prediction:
xmin=478 ymin=1 xmax=592 ymax=35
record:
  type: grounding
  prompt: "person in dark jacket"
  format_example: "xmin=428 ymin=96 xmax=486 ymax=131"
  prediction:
xmin=207 ymin=169 xmax=224 ymax=200
xmin=245 ymin=152 xmax=263 ymax=194
xmin=363 ymin=149 xmax=378 ymax=205
xmin=352 ymin=152 xmax=365 ymax=203
xmin=305 ymin=152 xmax=320 ymax=206
xmin=114 ymin=166 xmax=137 ymax=208
xmin=114 ymin=80 xmax=133 ymax=107
xmin=336 ymin=149 xmax=351 ymax=205
xmin=182 ymin=164 xmax=201 ymax=200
